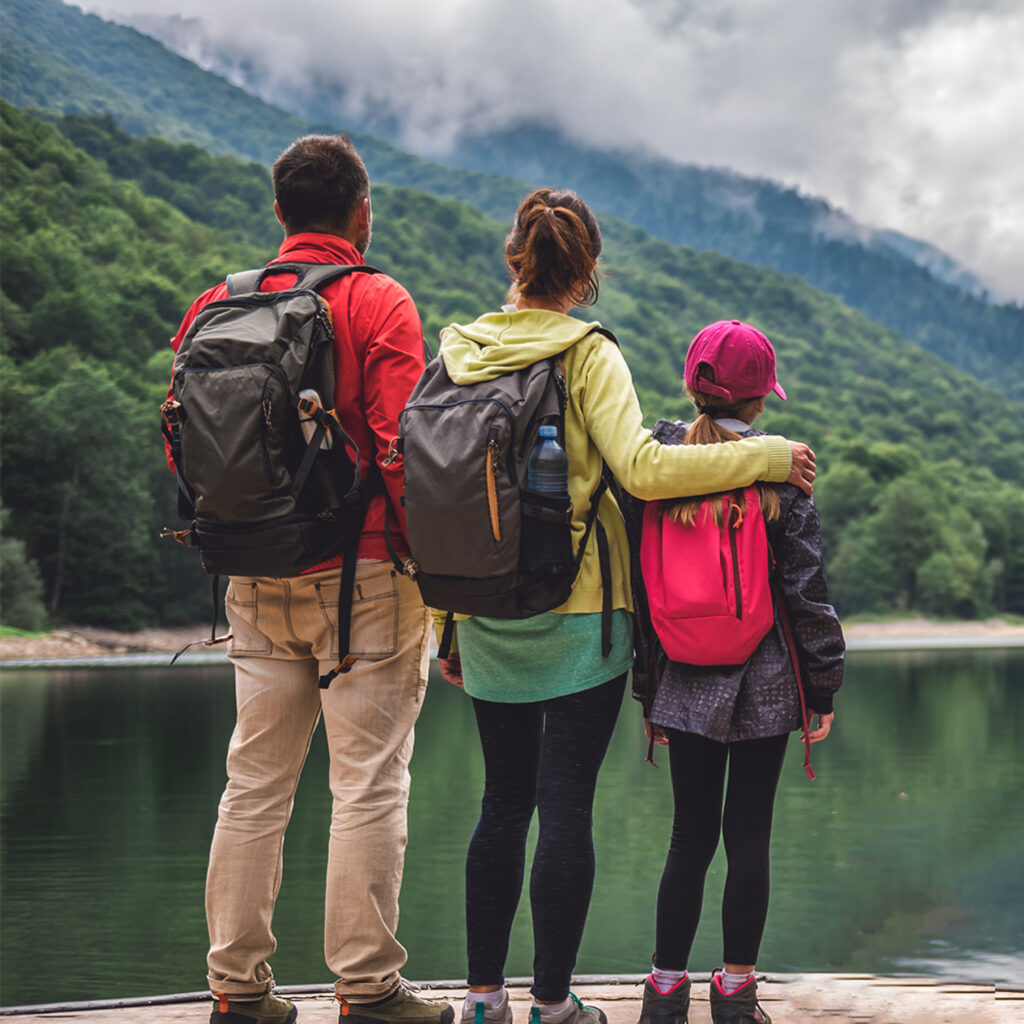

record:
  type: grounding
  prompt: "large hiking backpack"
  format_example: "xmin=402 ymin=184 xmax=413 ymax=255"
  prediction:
xmin=161 ymin=261 xmax=381 ymax=681
xmin=399 ymin=329 xmax=617 ymax=648
xmin=640 ymin=486 xmax=774 ymax=665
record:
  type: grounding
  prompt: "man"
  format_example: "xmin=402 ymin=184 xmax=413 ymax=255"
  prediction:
xmin=169 ymin=135 xmax=454 ymax=1024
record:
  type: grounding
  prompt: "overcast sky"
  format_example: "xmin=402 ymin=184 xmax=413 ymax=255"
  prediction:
xmin=78 ymin=0 xmax=1023 ymax=302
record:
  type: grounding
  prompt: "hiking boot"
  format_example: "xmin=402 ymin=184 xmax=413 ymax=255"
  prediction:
xmin=637 ymin=974 xmax=690 ymax=1024
xmin=461 ymin=991 xmax=513 ymax=1024
xmin=210 ymin=991 xmax=297 ymax=1024
xmin=339 ymin=981 xmax=456 ymax=1024
xmin=708 ymin=974 xmax=771 ymax=1024
xmin=529 ymin=994 xmax=607 ymax=1024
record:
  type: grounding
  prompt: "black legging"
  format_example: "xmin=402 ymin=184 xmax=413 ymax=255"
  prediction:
xmin=466 ymin=674 xmax=626 ymax=1001
xmin=655 ymin=730 xmax=789 ymax=969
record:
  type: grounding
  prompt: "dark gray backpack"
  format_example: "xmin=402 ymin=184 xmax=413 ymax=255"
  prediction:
xmin=399 ymin=329 xmax=617 ymax=655
xmin=161 ymin=262 xmax=380 ymax=683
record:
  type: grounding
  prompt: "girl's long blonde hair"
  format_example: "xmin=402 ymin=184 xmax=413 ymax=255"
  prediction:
xmin=667 ymin=387 xmax=781 ymax=526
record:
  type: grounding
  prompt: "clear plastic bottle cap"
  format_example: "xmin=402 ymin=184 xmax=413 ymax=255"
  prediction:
xmin=538 ymin=425 xmax=557 ymax=439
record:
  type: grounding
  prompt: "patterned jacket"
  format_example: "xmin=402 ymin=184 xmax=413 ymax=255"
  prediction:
xmin=630 ymin=418 xmax=845 ymax=743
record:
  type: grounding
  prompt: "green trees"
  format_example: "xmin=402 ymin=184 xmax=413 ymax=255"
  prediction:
xmin=818 ymin=450 xmax=1019 ymax=619
xmin=0 ymin=505 xmax=47 ymax=631
xmin=2 ymin=101 xmax=1023 ymax=628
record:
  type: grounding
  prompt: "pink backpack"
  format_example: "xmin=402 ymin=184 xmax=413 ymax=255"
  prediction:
xmin=640 ymin=486 xmax=774 ymax=666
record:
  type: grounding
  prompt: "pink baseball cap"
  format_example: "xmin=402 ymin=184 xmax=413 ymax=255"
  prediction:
xmin=684 ymin=320 xmax=787 ymax=402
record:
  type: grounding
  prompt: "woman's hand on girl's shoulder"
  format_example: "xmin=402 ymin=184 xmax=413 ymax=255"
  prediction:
xmin=786 ymin=441 xmax=816 ymax=496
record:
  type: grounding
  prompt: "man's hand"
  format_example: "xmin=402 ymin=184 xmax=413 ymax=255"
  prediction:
xmin=439 ymin=653 xmax=464 ymax=688
xmin=786 ymin=441 xmax=816 ymax=496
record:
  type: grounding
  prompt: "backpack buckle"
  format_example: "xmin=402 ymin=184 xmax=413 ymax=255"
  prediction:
xmin=160 ymin=526 xmax=195 ymax=547
xmin=381 ymin=436 xmax=401 ymax=466
xmin=160 ymin=399 xmax=183 ymax=425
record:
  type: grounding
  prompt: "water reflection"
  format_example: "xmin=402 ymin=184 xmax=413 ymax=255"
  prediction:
xmin=1 ymin=650 xmax=1022 ymax=1005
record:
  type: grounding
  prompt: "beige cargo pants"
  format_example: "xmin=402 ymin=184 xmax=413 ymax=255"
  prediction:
xmin=205 ymin=561 xmax=430 ymax=1001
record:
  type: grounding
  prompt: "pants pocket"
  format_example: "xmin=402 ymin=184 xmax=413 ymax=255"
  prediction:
xmin=224 ymin=579 xmax=274 ymax=656
xmin=316 ymin=569 xmax=400 ymax=660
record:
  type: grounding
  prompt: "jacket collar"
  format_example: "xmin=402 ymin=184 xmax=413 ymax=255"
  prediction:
xmin=273 ymin=233 xmax=365 ymax=266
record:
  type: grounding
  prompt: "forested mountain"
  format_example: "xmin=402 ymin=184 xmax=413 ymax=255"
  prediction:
xmin=3 ymin=0 xmax=1022 ymax=402
xmin=2 ymin=103 xmax=1023 ymax=633
xmin=444 ymin=126 xmax=1024 ymax=396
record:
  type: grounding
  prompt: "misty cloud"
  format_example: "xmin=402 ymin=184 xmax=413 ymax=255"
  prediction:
xmin=75 ymin=0 xmax=1023 ymax=301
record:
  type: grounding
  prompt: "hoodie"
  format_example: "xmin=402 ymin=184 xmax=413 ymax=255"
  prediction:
xmin=439 ymin=308 xmax=794 ymax=616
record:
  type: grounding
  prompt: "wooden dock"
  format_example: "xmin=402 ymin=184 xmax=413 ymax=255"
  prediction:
xmin=3 ymin=976 xmax=1020 ymax=1023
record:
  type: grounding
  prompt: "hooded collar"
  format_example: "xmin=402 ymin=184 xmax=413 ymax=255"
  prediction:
xmin=439 ymin=307 xmax=602 ymax=385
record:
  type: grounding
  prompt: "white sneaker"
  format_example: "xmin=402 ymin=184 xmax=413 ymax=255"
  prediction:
xmin=462 ymin=992 xmax=513 ymax=1024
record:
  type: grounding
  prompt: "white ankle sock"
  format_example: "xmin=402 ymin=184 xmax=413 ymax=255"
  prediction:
xmin=534 ymin=996 xmax=573 ymax=1021
xmin=720 ymin=971 xmax=755 ymax=995
xmin=465 ymin=989 xmax=506 ymax=1011
xmin=650 ymin=968 xmax=688 ymax=992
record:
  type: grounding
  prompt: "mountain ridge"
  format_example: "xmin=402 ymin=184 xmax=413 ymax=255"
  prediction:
xmin=2 ymin=0 xmax=1021 ymax=401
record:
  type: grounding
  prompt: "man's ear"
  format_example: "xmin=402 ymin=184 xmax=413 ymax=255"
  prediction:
xmin=273 ymin=200 xmax=285 ymax=228
xmin=356 ymin=196 xmax=371 ymax=233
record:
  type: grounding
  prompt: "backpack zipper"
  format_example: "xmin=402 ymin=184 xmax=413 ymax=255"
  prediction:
xmin=728 ymin=498 xmax=743 ymax=620
xmin=486 ymin=427 xmax=502 ymax=542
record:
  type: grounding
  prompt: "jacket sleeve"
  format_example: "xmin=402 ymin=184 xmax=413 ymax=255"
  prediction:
xmin=773 ymin=493 xmax=846 ymax=713
xmin=576 ymin=339 xmax=793 ymax=498
xmin=358 ymin=277 xmax=426 ymax=542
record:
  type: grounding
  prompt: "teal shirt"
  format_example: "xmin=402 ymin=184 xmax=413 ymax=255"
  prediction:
xmin=459 ymin=610 xmax=634 ymax=703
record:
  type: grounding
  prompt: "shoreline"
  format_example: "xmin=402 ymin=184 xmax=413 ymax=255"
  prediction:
xmin=1 ymin=618 xmax=1023 ymax=666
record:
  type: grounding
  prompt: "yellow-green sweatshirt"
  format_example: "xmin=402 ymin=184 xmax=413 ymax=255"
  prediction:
xmin=438 ymin=308 xmax=793 ymax=615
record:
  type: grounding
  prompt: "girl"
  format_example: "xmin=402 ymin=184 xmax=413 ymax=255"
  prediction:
xmin=632 ymin=320 xmax=845 ymax=1024
xmin=436 ymin=191 xmax=816 ymax=1024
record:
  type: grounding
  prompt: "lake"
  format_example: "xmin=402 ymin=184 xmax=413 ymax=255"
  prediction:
xmin=1 ymin=648 xmax=1022 ymax=1005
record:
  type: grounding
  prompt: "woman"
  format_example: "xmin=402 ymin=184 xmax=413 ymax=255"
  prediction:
xmin=437 ymin=189 xmax=815 ymax=1024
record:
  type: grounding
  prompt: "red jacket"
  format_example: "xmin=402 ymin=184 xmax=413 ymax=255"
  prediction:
xmin=168 ymin=233 xmax=424 ymax=566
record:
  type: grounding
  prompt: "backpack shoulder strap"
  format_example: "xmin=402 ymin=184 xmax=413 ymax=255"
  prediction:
xmin=225 ymin=269 xmax=263 ymax=296
xmin=589 ymin=326 xmax=619 ymax=346
xmin=226 ymin=262 xmax=381 ymax=297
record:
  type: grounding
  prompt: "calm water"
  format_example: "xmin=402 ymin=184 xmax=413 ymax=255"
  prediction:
xmin=2 ymin=650 xmax=1023 ymax=1005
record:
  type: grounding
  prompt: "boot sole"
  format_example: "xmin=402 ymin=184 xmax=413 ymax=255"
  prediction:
xmin=344 ymin=1007 xmax=455 ymax=1024
xmin=210 ymin=1007 xmax=297 ymax=1024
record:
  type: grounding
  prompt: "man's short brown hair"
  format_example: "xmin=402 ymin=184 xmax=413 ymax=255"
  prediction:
xmin=271 ymin=135 xmax=369 ymax=235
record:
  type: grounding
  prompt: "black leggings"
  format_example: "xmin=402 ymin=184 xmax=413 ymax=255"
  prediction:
xmin=466 ymin=674 xmax=626 ymax=1001
xmin=654 ymin=730 xmax=788 ymax=969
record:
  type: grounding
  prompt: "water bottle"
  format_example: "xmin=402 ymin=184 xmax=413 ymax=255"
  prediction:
xmin=524 ymin=425 xmax=572 ymax=576
xmin=527 ymin=425 xmax=569 ymax=496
